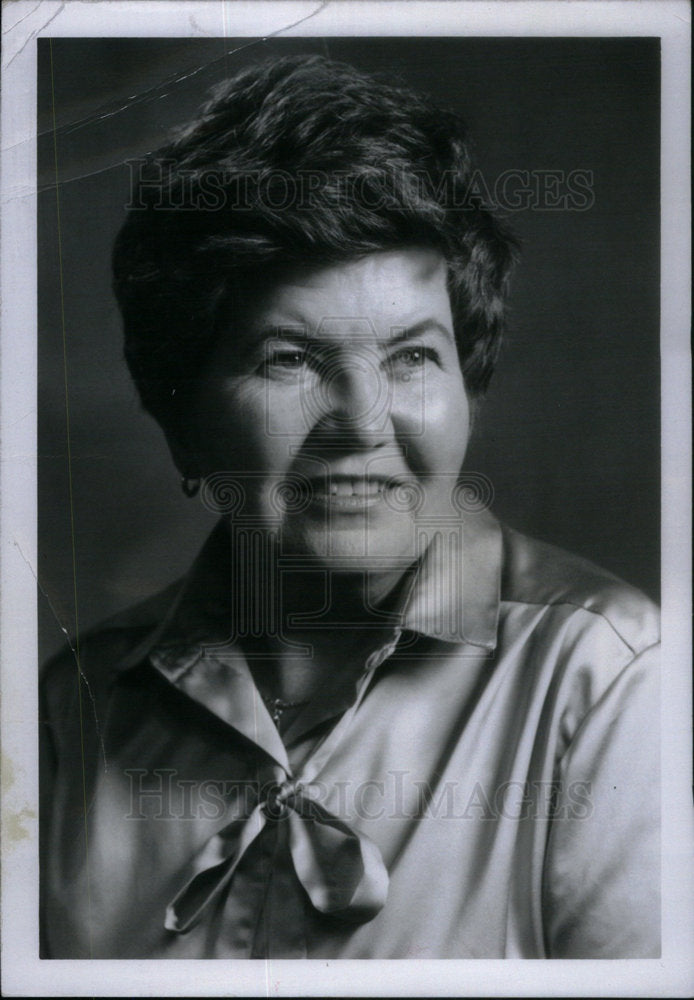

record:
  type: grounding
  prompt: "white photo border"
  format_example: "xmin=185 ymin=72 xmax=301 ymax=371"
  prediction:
xmin=1 ymin=1 xmax=691 ymax=995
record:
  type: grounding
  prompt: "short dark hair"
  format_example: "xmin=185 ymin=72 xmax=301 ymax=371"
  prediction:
xmin=112 ymin=54 xmax=517 ymax=437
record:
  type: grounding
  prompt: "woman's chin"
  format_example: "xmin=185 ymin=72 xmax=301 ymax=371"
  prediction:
xmin=279 ymin=521 xmax=421 ymax=569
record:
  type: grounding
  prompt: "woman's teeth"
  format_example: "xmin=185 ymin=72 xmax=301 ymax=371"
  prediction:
xmin=328 ymin=479 xmax=384 ymax=497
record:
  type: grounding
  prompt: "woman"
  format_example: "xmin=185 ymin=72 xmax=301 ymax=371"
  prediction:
xmin=40 ymin=55 xmax=660 ymax=958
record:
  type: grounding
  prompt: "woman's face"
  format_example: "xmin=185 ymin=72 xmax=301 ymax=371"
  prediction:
xmin=186 ymin=247 xmax=471 ymax=572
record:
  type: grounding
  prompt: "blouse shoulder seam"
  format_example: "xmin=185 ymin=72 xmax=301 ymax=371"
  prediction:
xmin=499 ymin=596 xmax=659 ymax=659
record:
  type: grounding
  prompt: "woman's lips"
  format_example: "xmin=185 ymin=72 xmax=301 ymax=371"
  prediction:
xmin=302 ymin=476 xmax=401 ymax=512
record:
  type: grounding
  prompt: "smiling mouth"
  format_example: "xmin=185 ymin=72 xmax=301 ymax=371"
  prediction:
xmin=303 ymin=476 xmax=402 ymax=512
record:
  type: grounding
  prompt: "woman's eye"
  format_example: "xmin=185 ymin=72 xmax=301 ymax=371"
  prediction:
xmin=388 ymin=346 xmax=433 ymax=372
xmin=263 ymin=348 xmax=307 ymax=371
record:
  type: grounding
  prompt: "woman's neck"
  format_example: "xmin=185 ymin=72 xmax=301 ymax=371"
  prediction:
xmin=213 ymin=522 xmax=418 ymax=701
xmin=238 ymin=563 xmax=414 ymax=704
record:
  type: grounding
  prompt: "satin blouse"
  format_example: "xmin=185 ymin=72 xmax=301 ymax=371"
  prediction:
xmin=40 ymin=509 xmax=660 ymax=958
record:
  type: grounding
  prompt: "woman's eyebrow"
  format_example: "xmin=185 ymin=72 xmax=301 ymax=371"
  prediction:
xmin=252 ymin=319 xmax=454 ymax=347
xmin=253 ymin=324 xmax=312 ymax=344
xmin=387 ymin=320 xmax=454 ymax=346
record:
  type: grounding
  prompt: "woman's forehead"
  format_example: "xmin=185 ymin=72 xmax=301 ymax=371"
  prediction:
xmin=244 ymin=248 xmax=451 ymax=335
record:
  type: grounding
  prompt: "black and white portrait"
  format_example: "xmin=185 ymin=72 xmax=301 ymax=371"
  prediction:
xmin=1 ymin=1 xmax=691 ymax=995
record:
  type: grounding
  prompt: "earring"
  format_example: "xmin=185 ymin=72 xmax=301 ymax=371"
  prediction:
xmin=181 ymin=476 xmax=201 ymax=499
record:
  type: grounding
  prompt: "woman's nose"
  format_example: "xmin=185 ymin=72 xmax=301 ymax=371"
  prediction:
xmin=308 ymin=351 xmax=393 ymax=445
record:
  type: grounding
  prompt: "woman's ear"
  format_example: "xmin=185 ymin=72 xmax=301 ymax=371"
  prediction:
xmin=164 ymin=426 xmax=202 ymax=480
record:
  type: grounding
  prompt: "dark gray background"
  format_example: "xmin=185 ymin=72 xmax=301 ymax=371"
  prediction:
xmin=38 ymin=37 xmax=660 ymax=662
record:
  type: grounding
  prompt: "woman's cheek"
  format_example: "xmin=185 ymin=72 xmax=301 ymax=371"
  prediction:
xmin=239 ymin=384 xmax=308 ymax=474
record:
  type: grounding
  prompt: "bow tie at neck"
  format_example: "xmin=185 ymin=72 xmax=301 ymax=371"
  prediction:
xmin=165 ymin=772 xmax=389 ymax=932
